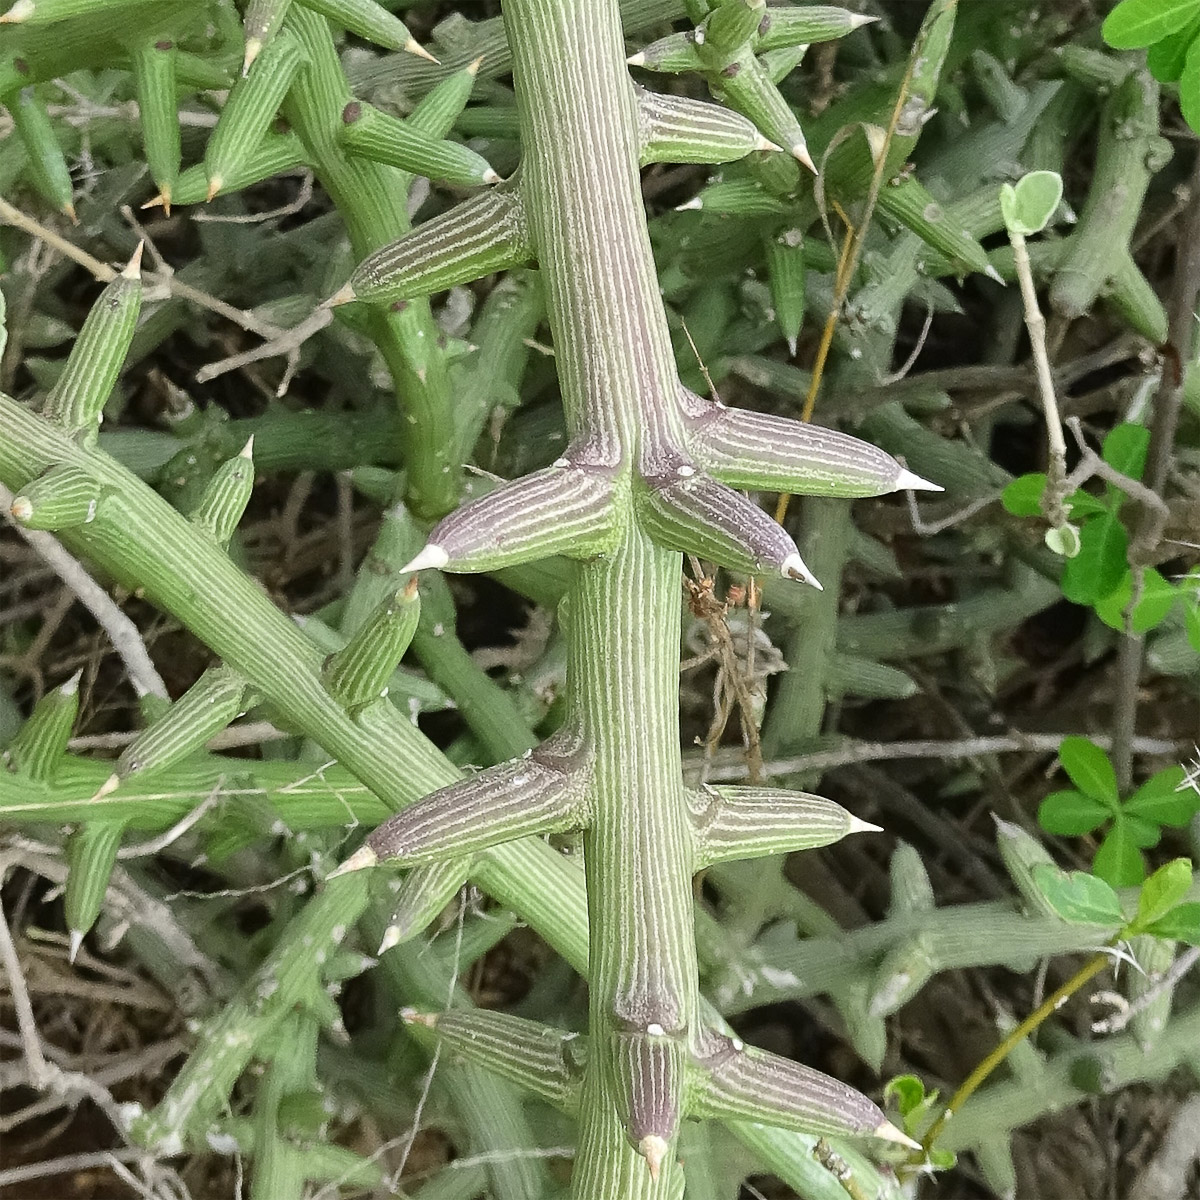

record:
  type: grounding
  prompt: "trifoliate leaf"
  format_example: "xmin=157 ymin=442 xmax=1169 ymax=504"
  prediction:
xmin=1057 ymin=737 xmax=1119 ymax=804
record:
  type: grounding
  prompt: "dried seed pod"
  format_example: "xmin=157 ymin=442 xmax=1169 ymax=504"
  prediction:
xmin=203 ymin=29 xmax=305 ymax=202
xmin=401 ymin=1007 xmax=582 ymax=1111
xmin=338 ymin=99 xmax=498 ymax=188
xmin=323 ymin=579 xmax=421 ymax=714
xmin=117 ymin=665 xmax=252 ymax=779
xmin=189 ymin=439 xmax=255 ymax=548
xmin=401 ymin=460 xmax=617 ymax=575
xmin=9 ymin=465 xmax=106 ymax=531
xmin=132 ymin=36 xmax=182 ymax=213
xmin=64 ymin=819 xmax=125 ymax=961
xmin=637 ymin=86 xmax=776 ymax=165
xmin=41 ymin=245 xmax=143 ymax=437
xmin=2 ymin=671 xmax=80 ymax=782
xmin=635 ymin=467 xmax=820 ymax=585
xmin=329 ymin=186 xmax=532 ymax=307
xmin=688 ymin=784 xmax=877 ymax=867
xmin=10 ymin=86 xmax=75 ymax=219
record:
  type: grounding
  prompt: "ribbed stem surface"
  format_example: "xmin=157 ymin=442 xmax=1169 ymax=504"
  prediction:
xmin=504 ymin=0 xmax=696 ymax=1194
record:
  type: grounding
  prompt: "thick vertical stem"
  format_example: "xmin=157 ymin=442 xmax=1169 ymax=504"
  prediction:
xmin=503 ymin=0 xmax=695 ymax=1194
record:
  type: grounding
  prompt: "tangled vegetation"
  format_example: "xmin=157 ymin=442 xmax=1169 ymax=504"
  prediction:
xmin=1 ymin=1 xmax=1199 ymax=1198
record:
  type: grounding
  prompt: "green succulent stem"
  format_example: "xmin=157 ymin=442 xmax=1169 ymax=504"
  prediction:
xmin=504 ymin=0 xmax=694 ymax=1189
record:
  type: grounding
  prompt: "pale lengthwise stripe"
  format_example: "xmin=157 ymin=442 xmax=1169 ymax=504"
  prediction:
xmin=693 ymin=1030 xmax=886 ymax=1138
xmin=429 ymin=462 xmax=618 ymax=572
xmin=685 ymin=398 xmax=913 ymax=497
xmin=611 ymin=1029 xmax=685 ymax=1148
xmin=636 ymin=87 xmax=764 ymax=164
xmin=349 ymin=186 xmax=533 ymax=304
xmin=636 ymin=471 xmax=803 ymax=578
xmin=688 ymin=785 xmax=857 ymax=866
xmin=366 ymin=729 xmax=591 ymax=862
xmin=412 ymin=1008 xmax=582 ymax=1110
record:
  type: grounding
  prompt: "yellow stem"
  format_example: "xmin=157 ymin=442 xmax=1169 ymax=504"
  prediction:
xmin=921 ymin=949 xmax=1111 ymax=1152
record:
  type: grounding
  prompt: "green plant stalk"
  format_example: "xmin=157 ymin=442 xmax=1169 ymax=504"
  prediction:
xmin=920 ymin=948 xmax=1111 ymax=1153
xmin=503 ymin=1 xmax=695 ymax=1191
xmin=281 ymin=6 xmax=458 ymax=520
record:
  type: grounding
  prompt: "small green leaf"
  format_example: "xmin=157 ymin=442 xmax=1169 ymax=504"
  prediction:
xmin=1038 ymin=789 xmax=1112 ymax=835
xmin=1136 ymin=858 xmax=1193 ymax=926
xmin=1182 ymin=32 xmax=1200 ymax=135
xmin=1032 ymin=864 xmax=1125 ymax=926
xmin=1094 ymin=567 xmax=1178 ymax=633
xmin=1058 ymin=737 xmax=1119 ymax=804
xmin=883 ymin=1074 xmax=925 ymax=1118
xmin=1045 ymin=523 xmax=1081 ymax=558
xmin=1145 ymin=902 xmax=1200 ymax=946
xmin=1122 ymin=814 xmax=1162 ymax=848
xmin=1101 ymin=0 xmax=1200 ymax=49
xmin=1065 ymin=489 xmax=1110 ymax=520
xmin=1186 ymin=601 xmax=1200 ymax=652
xmin=1126 ymin=767 xmax=1197 ymax=826
xmin=999 ymin=171 xmax=1063 ymax=236
xmin=1093 ymin=821 xmax=1145 ymax=888
xmin=1146 ymin=18 xmax=1200 ymax=81
xmin=1002 ymin=472 xmax=1047 ymax=517
xmin=1101 ymin=423 xmax=1150 ymax=482
xmin=1062 ymin=513 xmax=1129 ymax=605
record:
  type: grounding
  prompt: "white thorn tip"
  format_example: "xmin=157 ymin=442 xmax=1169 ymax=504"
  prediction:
xmin=627 ymin=51 xmax=646 ymax=67
xmin=756 ymin=136 xmax=784 ymax=153
xmin=850 ymin=12 xmax=881 ymax=28
xmin=123 ymin=242 xmax=145 ymax=279
xmin=638 ymin=1135 xmax=669 ymax=1181
xmin=377 ymin=926 xmax=402 ymax=955
xmin=894 ymin=468 xmax=943 ymax=493
xmin=400 ymin=544 xmax=449 ymax=574
xmin=847 ymin=814 xmax=884 ymax=835
xmin=405 ymin=37 xmax=439 ymax=64
xmin=984 ymin=263 xmax=1006 ymax=285
xmin=321 ymin=281 xmax=357 ymax=309
xmin=327 ymin=844 xmax=377 ymax=879
xmin=9 ymin=496 xmax=32 ymax=522
xmin=399 ymin=1007 xmax=439 ymax=1027
xmin=482 ymin=167 xmax=502 ymax=185
xmin=466 ymin=56 xmax=484 ymax=76
xmin=68 ymin=930 xmax=84 ymax=965
xmin=875 ymin=1119 xmax=922 ymax=1151
xmin=781 ymin=553 xmax=822 ymax=590
xmin=241 ymin=38 xmax=262 ymax=76
xmin=91 ymin=774 xmax=120 ymax=801
xmin=239 ymin=435 xmax=255 ymax=460
xmin=62 ymin=668 xmax=84 ymax=696
xmin=791 ymin=139 xmax=816 ymax=173
xmin=0 ymin=0 xmax=35 ymax=22
xmin=675 ymin=197 xmax=703 ymax=212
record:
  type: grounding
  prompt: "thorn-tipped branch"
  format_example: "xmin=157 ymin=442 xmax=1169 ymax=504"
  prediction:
xmin=2 ymin=673 xmax=81 ymax=782
xmin=691 ymin=1028 xmax=889 ymax=1140
xmin=377 ymin=859 xmax=471 ymax=952
xmin=333 ymin=187 xmax=533 ymax=307
xmin=9 ymin=465 xmax=106 ymax=532
xmin=117 ymin=665 xmax=253 ymax=779
xmin=689 ymin=785 xmax=877 ymax=867
xmin=189 ymin=442 xmax=255 ymax=547
xmin=636 ymin=468 xmax=819 ymax=584
xmin=611 ymin=1027 xmax=685 ymax=1168
xmin=637 ymin=87 xmax=777 ymax=165
xmin=408 ymin=461 xmax=619 ymax=575
xmin=401 ymin=1007 xmax=583 ymax=1111
xmin=363 ymin=728 xmax=591 ymax=864
xmin=681 ymin=391 xmax=941 ymax=497
xmin=323 ymin=580 xmax=420 ymax=713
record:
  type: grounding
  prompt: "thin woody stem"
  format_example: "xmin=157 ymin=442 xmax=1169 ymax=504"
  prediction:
xmin=922 ymin=948 xmax=1111 ymax=1152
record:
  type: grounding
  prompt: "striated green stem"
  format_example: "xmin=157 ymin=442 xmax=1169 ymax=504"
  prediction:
xmin=504 ymin=0 xmax=693 ymax=1191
